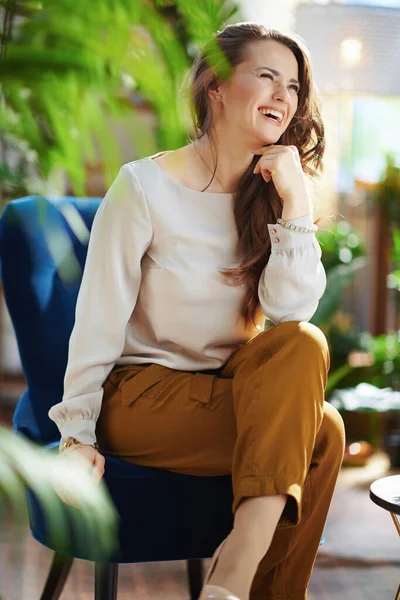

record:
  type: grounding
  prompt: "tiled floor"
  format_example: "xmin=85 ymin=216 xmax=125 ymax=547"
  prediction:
xmin=1 ymin=448 xmax=399 ymax=600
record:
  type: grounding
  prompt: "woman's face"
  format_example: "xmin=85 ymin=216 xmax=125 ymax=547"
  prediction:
xmin=213 ymin=39 xmax=301 ymax=146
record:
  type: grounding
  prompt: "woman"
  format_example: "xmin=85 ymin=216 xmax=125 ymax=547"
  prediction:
xmin=49 ymin=22 xmax=345 ymax=600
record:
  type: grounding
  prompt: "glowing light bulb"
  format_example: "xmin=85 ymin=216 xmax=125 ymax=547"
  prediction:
xmin=340 ymin=38 xmax=363 ymax=68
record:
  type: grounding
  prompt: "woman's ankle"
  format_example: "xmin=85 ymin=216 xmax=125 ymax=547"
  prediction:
xmin=207 ymin=532 xmax=260 ymax=599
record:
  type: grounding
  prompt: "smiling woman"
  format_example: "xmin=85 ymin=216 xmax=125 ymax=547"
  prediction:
xmin=186 ymin=23 xmax=325 ymax=327
xmin=47 ymin=21 xmax=343 ymax=600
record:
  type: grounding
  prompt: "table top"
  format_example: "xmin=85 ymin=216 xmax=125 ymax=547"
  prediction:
xmin=370 ymin=475 xmax=400 ymax=515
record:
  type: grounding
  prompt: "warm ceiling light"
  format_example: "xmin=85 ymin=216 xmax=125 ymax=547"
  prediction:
xmin=340 ymin=38 xmax=363 ymax=68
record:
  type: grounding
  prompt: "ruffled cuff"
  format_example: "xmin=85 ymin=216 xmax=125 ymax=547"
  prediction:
xmin=48 ymin=393 xmax=102 ymax=448
xmin=57 ymin=418 xmax=97 ymax=449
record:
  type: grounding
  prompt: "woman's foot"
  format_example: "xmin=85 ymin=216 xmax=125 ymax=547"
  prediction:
xmin=199 ymin=538 xmax=243 ymax=599
xmin=199 ymin=584 xmax=240 ymax=599
xmin=199 ymin=533 xmax=255 ymax=600
xmin=201 ymin=496 xmax=288 ymax=600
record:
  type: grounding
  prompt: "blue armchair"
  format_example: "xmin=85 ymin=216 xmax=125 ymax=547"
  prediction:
xmin=0 ymin=195 xmax=234 ymax=600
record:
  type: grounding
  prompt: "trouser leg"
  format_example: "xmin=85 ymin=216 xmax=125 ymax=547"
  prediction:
xmin=219 ymin=321 xmax=345 ymax=598
xmin=220 ymin=321 xmax=331 ymax=521
xmin=249 ymin=401 xmax=345 ymax=600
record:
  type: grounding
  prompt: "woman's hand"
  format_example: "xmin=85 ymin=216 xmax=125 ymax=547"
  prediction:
xmin=54 ymin=444 xmax=105 ymax=507
xmin=253 ymin=145 xmax=312 ymax=218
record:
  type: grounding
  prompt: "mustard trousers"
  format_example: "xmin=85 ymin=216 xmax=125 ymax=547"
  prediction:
xmin=97 ymin=321 xmax=345 ymax=600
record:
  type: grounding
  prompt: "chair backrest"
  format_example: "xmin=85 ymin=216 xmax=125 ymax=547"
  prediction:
xmin=0 ymin=196 xmax=101 ymax=443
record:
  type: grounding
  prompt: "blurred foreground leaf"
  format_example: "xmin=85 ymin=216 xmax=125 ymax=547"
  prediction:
xmin=0 ymin=426 xmax=118 ymax=560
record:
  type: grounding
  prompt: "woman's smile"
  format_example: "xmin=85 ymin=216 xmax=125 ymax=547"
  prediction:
xmin=258 ymin=107 xmax=285 ymax=127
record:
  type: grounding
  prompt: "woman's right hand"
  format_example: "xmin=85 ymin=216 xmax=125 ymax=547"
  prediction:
xmin=54 ymin=444 xmax=105 ymax=507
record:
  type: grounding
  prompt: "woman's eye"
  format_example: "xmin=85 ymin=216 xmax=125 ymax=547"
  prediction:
xmin=260 ymin=74 xmax=299 ymax=93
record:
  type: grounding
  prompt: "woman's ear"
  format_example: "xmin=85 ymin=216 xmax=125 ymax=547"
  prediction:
xmin=208 ymin=80 xmax=222 ymax=102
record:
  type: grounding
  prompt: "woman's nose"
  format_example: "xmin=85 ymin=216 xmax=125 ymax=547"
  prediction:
xmin=272 ymin=83 xmax=290 ymax=103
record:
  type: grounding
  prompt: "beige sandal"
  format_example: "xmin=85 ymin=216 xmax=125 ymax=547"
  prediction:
xmin=199 ymin=584 xmax=240 ymax=600
xmin=199 ymin=540 xmax=240 ymax=600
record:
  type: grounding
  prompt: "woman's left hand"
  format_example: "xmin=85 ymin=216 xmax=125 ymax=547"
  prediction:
xmin=253 ymin=145 xmax=310 ymax=208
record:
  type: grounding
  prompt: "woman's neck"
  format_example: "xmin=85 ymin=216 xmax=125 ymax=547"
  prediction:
xmin=193 ymin=130 xmax=256 ymax=193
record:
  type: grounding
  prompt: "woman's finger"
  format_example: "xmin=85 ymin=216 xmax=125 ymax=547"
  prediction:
xmin=253 ymin=155 xmax=278 ymax=176
xmin=253 ymin=166 xmax=272 ymax=181
xmin=253 ymin=151 xmax=284 ymax=172
xmin=253 ymin=144 xmax=298 ymax=155
xmin=92 ymin=452 xmax=105 ymax=484
xmin=253 ymin=147 xmax=284 ymax=156
xmin=253 ymin=152 xmax=282 ymax=168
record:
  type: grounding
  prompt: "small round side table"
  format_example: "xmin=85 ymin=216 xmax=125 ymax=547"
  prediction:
xmin=370 ymin=475 xmax=400 ymax=600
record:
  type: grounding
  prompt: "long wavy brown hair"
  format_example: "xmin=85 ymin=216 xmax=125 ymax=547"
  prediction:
xmin=187 ymin=23 xmax=325 ymax=328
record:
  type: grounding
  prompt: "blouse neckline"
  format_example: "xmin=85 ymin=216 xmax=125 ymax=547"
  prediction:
xmin=147 ymin=151 xmax=235 ymax=198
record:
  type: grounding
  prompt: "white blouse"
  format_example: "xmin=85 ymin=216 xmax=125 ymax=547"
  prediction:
xmin=48 ymin=153 xmax=326 ymax=446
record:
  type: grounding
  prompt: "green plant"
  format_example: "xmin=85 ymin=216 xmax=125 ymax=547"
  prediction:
xmin=366 ymin=332 xmax=400 ymax=390
xmin=324 ymin=313 xmax=372 ymax=396
xmin=374 ymin=153 xmax=400 ymax=227
xmin=0 ymin=425 xmax=118 ymax=567
xmin=1 ymin=0 xmax=130 ymax=197
xmin=305 ymin=220 xmax=368 ymax=394
xmin=391 ymin=228 xmax=400 ymax=290
xmin=369 ymin=153 xmax=400 ymax=388
xmin=322 ymin=317 xmax=400 ymax=396
xmin=0 ymin=0 xmax=240 ymax=200
xmin=311 ymin=220 xmax=367 ymax=328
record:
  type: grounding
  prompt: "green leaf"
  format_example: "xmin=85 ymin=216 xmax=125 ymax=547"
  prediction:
xmin=311 ymin=256 xmax=368 ymax=327
xmin=326 ymin=364 xmax=353 ymax=396
xmin=0 ymin=1 xmax=43 ymax=15
xmin=0 ymin=426 xmax=118 ymax=559
xmin=0 ymin=0 xmax=241 ymax=197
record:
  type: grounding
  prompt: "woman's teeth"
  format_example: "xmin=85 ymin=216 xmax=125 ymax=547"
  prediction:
xmin=258 ymin=108 xmax=283 ymax=123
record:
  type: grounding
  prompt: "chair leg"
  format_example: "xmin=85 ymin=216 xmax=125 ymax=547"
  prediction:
xmin=95 ymin=563 xmax=119 ymax=600
xmin=40 ymin=553 xmax=73 ymax=600
xmin=187 ymin=559 xmax=204 ymax=600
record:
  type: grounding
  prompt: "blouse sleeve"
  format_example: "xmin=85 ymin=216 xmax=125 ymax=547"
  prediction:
xmin=258 ymin=213 xmax=326 ymax=325
xmin=48 ymin=163 xmax=153 ymax=447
